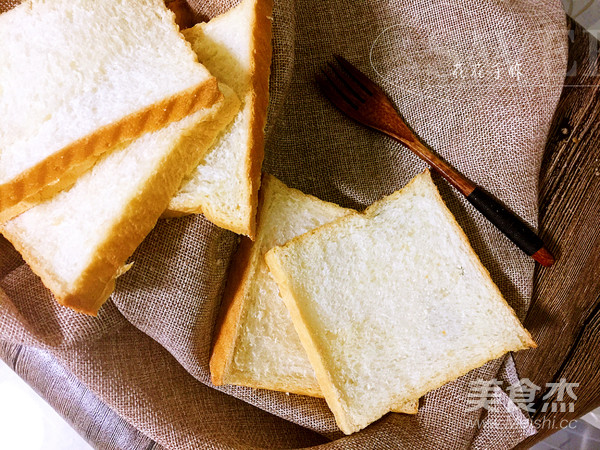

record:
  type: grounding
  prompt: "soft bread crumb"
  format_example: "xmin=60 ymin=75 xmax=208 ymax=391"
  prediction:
xmin=210 ymin=174 xmax=418 ymax=414
xmin=265 ymin=171 xmax=535 ymax=434
xmin=1 ymin=86 xmax=240 ymax=315
xmin=166 ymin=0 xmax=274 ymax=238
xmin=0 ymin=0 xmax=218 ymax=219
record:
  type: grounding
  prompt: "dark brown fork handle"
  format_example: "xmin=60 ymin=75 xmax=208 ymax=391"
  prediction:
xmin=318 ymin=56 xmax=555 ymax=267
xmin=382 ymin=128 xmax=555 ymax=267
xmin=467 ymin=187 xmax=555 ymax=266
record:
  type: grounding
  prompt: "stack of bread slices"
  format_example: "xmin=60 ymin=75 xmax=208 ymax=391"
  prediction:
xmin=1 ymin=0 xmax=536 ymax=436
xmin=212 ymin=171 xmax=536 ymax=434
xmin=0 ymin=0 xmax=273 ymax=314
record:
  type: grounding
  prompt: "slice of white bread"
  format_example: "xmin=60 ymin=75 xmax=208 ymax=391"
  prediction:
xmin=165 ymin=0 xmax=273 ymax=239
xmin=211 ymin=174 xmax=417 ymax=414
xmin=212 ymin=174 xmax=351 ymax=394
xmin=265 ymin=171 xmax=536 ymax=434
xmin=0 ymin=85 xmax=240 ymax=315
xmin=0 ymin=0 xmax=220 ymax=222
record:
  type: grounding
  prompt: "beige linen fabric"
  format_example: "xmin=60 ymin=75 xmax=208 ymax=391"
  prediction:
xmin=0 ymin=0 xmax=567 ymax=448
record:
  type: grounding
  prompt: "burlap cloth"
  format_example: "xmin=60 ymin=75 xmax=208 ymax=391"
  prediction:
xmin=0 ymin=0 xmax=568 ymax=448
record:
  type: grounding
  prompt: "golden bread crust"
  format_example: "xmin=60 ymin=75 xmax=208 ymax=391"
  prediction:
xmin=210 ymin=234 xmax=257 ymax=384
xmin=240 ymin=0 xmax=274 ymax=240
xmin=1 ymin=88 xmax=239 ymax=315
xmin=0 ymin=78 xmax=221 ymax=223
xmin=210 ymin=172 xmax=275 ymax=384
xmin=164 ymin=0 xmax=274 ymax=239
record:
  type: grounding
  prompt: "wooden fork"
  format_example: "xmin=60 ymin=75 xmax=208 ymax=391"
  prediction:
xmin=316 ymin=55 xmax=555 ymax=267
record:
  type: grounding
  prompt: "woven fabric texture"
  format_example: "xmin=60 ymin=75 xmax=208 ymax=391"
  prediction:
xmin=0 ymin=0 xmax=567 ymax=448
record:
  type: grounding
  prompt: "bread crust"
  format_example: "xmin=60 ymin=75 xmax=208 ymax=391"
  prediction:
xmin=210 ymin=234 xmax=258 ymax=384
xmin=166 ymin=193 xmax=254 ymax=237
xmin=0 ymin=78 xmax=221 ymax=223
xmin=240 ymin=0 xmax=274 ymax=240
xmin=165 ymin=0 xmax=196 ymax=29
xmin=265 ymin=170 xmax=536 ymax=434
xmin=210 ymin=172 xmax=272 ymax=385
xmin=210 ymin=173 xmax=325 ymax=390
xmin=1 ymin=88 xmax=239 ymax=315
xmin=227 ymin=376 xmax=323 ymax=398
xmin=165 ymin=0 xmax=274 ymax=239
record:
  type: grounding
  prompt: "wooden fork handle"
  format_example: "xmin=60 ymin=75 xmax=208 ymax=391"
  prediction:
xmin=386 ymin=133 xmax=555 ymax=267
xmin=466 ymin=187 xmax=555 ymax=266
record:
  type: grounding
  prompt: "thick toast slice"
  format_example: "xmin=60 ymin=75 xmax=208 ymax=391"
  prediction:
xmin=266 ymin=171 xmax=536 ymax=434
xmin=165 ymin=0 xmax=273 ymax=239
xmin=211 ymin=174 xmax=417 ymax=415
xmin=0 ymin=0 xmax=221 ymax=222
xmin=1 ymin=85 xmax=239 ymax=315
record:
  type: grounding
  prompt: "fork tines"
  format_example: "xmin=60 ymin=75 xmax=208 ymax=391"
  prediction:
xmin=316 ymin=55 xmax=381 ymax=118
